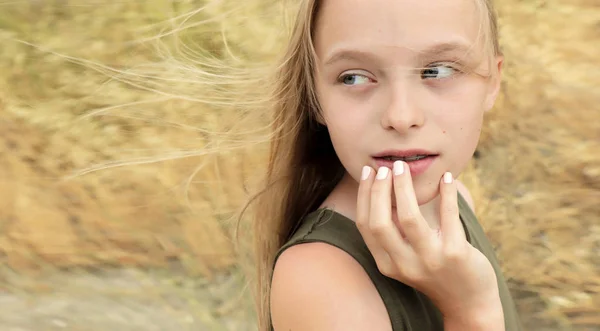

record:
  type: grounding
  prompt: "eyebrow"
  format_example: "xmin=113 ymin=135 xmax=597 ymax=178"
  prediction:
xmin=420 ymin=41 xmax=474 ymax=56
xmin=322 ymin=41 xmax=476 ymax=66
xmin=322 ymin=49 xmax=380 ymax=67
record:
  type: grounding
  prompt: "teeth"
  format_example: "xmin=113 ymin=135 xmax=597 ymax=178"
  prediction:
xmin=383 ymin=155 xmax=428 ymax=162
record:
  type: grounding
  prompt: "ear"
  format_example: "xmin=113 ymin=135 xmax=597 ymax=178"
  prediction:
xmin=484 ymin=56 xmax=504 ymax=112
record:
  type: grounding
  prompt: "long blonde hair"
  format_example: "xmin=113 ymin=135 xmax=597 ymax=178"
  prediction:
xmin=244 ymin=1 xmax=502 ymax=330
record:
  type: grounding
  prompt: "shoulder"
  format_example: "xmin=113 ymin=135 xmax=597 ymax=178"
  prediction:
xmin=270 ymin=242 xmax=392 ymax=331
xmin=456 ymin=179 xmax=476 ymax=212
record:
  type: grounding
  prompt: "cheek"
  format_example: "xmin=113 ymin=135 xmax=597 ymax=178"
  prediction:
xmin=324 ymin=119 xmax=365 ymax=180
xmin=437 ymin=83 xmax=486 ymax=132
xmin=319 ymin=91 xmax=378 ymax=171
xmin=437 ymin=90 xmax=486 ymax=163
xmin=320 ymin=90 xmax=377 ymax=139
xmin=323 ymin=105 xmax=365 ymax=154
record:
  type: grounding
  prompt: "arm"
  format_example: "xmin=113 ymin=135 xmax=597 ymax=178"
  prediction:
xmin=270 ymin=242 xmax=392 ymax=331
xmin=272 ymin=179 xmax=502 ymax=331
xmin=271 ymin=242 xmax=505 ymax=331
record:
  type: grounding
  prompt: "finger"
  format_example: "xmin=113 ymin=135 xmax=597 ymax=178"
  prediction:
xmin=392 ymin=161 xmax=432 ymax=252
xmin=356 ymin=166 xmax=389 ymax=259
xmin=356 ymin=166 xmax=375 ymax=230
xmin=369 ymin=166 xmax=409 ymax=258
xmin=438 ymin=172 xmax=466 ymax=246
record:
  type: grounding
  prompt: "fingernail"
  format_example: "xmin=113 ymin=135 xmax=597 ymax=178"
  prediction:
xmin=443 ymin=172 xmax=453 ymax=184
xmin=376 ymin=167 xmax=389 ymax=180
xmin=361 ymin=166 xmax=371 ymax=180
xmin=393 ymin=161 xmax=404 ymax=176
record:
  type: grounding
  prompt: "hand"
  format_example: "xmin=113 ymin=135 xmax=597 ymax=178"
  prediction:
xmin=356 ymin=161 xmax=503 ymax=322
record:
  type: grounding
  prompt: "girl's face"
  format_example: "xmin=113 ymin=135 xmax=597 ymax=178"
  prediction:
xmin=313 ymin=0 xmax=503 ymax=205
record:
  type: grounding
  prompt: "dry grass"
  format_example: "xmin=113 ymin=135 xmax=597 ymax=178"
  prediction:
xmin=0 ymin=0 xmax=598 ymax=330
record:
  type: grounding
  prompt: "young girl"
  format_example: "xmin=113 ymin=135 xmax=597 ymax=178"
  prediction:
xmin=248 ymin=0 xmax=524 ymax=330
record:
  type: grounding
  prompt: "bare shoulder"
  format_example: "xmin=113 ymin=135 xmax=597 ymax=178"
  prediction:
xmin=270 ymin=242 xmax=392 ymax=331
xmin=456 ymin=179 xmax=476 ymax=212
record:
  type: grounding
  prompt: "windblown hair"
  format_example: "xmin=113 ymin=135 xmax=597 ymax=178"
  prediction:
xmin=244 ymin=1 xmax=502 ymax=330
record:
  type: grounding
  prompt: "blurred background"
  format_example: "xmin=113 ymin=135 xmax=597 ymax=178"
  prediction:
xmin=0 ymin=0 xmax=598 ymax=330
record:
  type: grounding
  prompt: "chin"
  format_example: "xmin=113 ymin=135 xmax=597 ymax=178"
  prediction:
xmin=389 ymin=178 xmax=440 ymax=208
xmin=414 ymin=180 xmax=441 ymax=206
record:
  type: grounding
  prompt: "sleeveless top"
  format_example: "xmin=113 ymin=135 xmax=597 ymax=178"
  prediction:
xmin=272 ymin=192 xmax=523 ymax=331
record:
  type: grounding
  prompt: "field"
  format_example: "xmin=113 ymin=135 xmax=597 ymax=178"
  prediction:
xmin=0 ymin=0 xmax=598 ymax=330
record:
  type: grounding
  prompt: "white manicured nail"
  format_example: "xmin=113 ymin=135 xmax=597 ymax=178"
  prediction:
xmin=444 ymin=172 xmax=453 ymax=184
xmin=393 ymin=161 xmax=404 ymax=175
xmin=361 ymin=166 xmax=371 ymax=180
xmin=376 ymin=167 xmax=389 ymax=180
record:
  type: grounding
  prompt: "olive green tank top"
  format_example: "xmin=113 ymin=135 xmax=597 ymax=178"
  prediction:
xmin=272 ymin=192 xmax=523 ymax=331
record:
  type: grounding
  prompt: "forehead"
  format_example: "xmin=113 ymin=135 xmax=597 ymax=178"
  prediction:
xmin=313 ymin=0 xmax=484 ymax=61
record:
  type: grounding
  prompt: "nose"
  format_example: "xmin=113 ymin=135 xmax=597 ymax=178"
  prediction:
xmin=380 ymin=83 xmax=425 ymax=133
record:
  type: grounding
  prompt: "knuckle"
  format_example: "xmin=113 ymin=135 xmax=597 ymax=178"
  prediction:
xmin=398 ymin=216 xmax=419 ymax=231
xmin=444 ymin=205 xmax=458 ymax=216
xmin=396 ymin=209 xmax=414 ymax=221
xmin=375 ymin=260 xmax=395 ymax=278
xmin=369 ymin=220 xmax=389 ymax=235
xmin=378 ymin=264 xmax=394 ymax=278
xmin=444 ymin=246 xmax=464 ymax=262
xmin=443 ymin=204 xmax=456 ymax=213
xmin=424 ymin=258 xmax=444 ymax=272
xmin=355 ymin=219 xmax=369 ymax=231
xmin=355 ymin=215 xmax=368 ymax=228
xmin=356 ymin=223 xmax=369 ymax=236
xmin=400 ymin=265 xmax=420 ymax=282
xmin=396 ymin=208 xmax=413 ymax=220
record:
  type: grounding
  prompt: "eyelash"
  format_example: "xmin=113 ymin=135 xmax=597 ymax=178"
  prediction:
xmin=336 ymin=73 xmax=374 ymax=86
xmin=420 ymin=63 xmax=463 ymax=80
xmin=336 ymin=62 xmax=464 ymax=86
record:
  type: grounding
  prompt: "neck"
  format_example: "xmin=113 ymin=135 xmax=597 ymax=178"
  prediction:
xmin=320 ymin=172 xmax=442 ymax=230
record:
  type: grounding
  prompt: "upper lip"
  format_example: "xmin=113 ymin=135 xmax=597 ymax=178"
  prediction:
xmin=372 ymin=149 xmax=438 ymax=158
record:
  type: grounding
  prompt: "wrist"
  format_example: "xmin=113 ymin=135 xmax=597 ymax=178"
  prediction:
xmin=442 ymin=295 xmax=505 ymax=331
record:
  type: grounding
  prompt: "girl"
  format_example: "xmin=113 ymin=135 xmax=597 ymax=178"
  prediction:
xmin=248 ymin=0 xmax=523 ymax=330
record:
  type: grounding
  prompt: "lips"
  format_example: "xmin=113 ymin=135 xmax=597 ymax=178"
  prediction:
xmin=372 ymin=149 xmax=438 ymax=160
xmin=372 ymin=149 xmax=439 ymax=176
xmin=378 ymin=154 xmax=430 ymax=162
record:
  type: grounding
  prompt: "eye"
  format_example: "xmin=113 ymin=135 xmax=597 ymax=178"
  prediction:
xmin=420 ymin=64 xmax=457 ymax=80
xmin=337 ymin=73 xmax=373 ymax=86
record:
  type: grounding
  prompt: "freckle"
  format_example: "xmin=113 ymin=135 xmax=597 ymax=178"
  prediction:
xmin=443 ymin=130 xmax=446 ymax=134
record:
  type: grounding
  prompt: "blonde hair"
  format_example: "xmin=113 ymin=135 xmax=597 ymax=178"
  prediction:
xmin=243 ymin=1 xmax=502 ymax=330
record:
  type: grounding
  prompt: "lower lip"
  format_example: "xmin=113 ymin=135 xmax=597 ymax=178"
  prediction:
xmin=373 ymin=155 xmax=438 ymax=176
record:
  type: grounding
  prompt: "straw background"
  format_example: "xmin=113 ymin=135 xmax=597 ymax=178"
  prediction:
xmin=0 ymin=0 xmax=598 ymax=330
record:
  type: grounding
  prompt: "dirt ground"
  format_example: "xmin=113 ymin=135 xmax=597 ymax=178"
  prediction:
xmin=0 ymin=268 xmax=570 ymax=331
xmin=0 ymin=268 xmax=255 ymax=331
xmin=1 ymin=268 xmax=597 ymax=331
